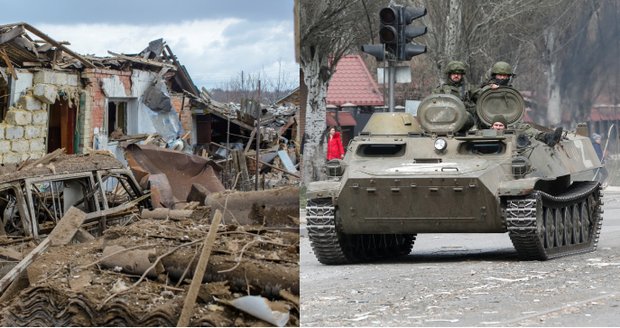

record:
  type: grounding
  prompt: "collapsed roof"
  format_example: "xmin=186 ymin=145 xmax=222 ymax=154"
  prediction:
xmin=0 ymin=22 xmax=211 ymax=108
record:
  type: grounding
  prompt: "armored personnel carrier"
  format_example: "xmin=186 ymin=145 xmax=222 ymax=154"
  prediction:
xmin=307 ymin=87 xmax=605 ymax=264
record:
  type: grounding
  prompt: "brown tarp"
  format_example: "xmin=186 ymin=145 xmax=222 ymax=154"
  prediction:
xmin=124 ymin=144 xmax=225 ymax=208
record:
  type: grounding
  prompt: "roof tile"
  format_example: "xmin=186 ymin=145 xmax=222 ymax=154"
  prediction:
xmin=326 ymin=55 xmax=384 ymax=106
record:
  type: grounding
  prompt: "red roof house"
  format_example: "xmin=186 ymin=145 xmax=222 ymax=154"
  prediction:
xmin=327 ymin=55 xmax=384 ymax=107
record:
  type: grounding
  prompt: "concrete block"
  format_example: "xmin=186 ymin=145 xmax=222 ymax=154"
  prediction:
xmin=33 ymin=84 xmax=58 ymax=104
xmin=33 ymin=70 xmax=72 ymax=85
xmin=6 ymin=110 xmax=32 ymax=125
xmin=25 ymin=126 xmax=42 ymax=139
xmin=31 ymin=110 xmax=49 ymax=125
xmin=17 ymin=94 xmax=43 ymax=111
xmin=66 ymin=74 xmax=79 ymax=87
xmin=0 ymin=140 xmax=10 ymax=153
xmin=21 ymin=153 xmax=34 ymax=161
xmin=5 ymin=126 xmax=24 ymax=140
xmin=29 ymin=138 xmax=46 ymax=152
xmin=0 ymin=124 xmax=4 ymax=139
xmin=3 ymin=152 xmax=21 ymax=164
xmin=11 ymin=140 xmax=30 ymax=153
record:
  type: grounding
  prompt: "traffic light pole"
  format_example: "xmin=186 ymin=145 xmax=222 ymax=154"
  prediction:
xmin=362 ymin=4 xmax=427 ymax=112
xmin=388 ymin=60 xmax=395 ymax=112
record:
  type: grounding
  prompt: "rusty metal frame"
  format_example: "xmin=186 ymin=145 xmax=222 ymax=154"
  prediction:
xmin=0 ymin=183 xmax=31 ymax=237
xmin=24 ymin=172 xmax=98 ymax=238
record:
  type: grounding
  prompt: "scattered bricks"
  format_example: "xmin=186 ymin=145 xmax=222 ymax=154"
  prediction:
xmin=6 ymin=110 xmax=32 ymax=126
xmin=31 ymin=110 xmax=49 ymax=125
xmin=17 ymin=94 xmax=43 ymax=111
xmin=29 ymin=138 xmax=46 ymax=152
xmin=33 ymin=84 xmax=58 ymax=104
xmin=33 ymin=70 xmax=75 ymax=85
xmin=3 ymin=152 xmax=21 ymax=164
xmin=11 ymin=140 xmax=30 ymax=153
xmin=25 ymin=126 xmax=42 ymax=139
xmin=0 ymin=141 xmax=10 ymax=154
xmin=5 ymin=126 xmax=24 ymax=140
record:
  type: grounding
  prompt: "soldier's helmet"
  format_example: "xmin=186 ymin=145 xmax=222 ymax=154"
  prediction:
xmin=491 ymin=61 xmax=513 ymax=76
xmin=445 ymin=61 xmax=466 ymax=75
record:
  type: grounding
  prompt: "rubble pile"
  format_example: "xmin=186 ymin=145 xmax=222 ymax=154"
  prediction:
xmin=0 ymin=151 xmax=300 ymax=326
xmin=0 ymin=211 xmax=299 ymax=326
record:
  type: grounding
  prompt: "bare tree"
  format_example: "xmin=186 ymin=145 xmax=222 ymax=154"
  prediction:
xmin=413 ymin=0 xmax=604 ymax=126
xmin=299 ymin=0 xmax=379 ymax=183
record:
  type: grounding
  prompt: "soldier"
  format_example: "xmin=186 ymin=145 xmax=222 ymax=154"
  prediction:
xmin=491 ymin=115 xmax=507 ymax=131
xmin=432 ymin=60 xmax=474 ymax=105
xmin=471 ymin=61 xmax=514 ymax=102
xmin=433 ymin=60 xmax=476 ymax=130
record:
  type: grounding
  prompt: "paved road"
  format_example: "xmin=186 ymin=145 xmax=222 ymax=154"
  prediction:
xmin=300 ymin=187 xmax=620 ymax=326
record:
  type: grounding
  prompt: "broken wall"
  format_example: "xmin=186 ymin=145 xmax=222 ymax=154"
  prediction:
xmin=80 ymin=68 xmax=190 ymax=159
xmin=81 ymin=68 xmax=133 ymax=152
xmin=0 ymin=69 xmax=78 ymax=164
xmin=171 ymin=94 xmax=193 ymax=139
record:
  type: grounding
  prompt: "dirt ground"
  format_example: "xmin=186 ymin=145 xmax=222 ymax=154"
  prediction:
xmin=0 ymin=209 xmax=299 ymax=326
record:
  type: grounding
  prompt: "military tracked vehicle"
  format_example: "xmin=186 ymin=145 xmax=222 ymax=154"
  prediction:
xmin=307 ymin=87 xmax=605 ymax=264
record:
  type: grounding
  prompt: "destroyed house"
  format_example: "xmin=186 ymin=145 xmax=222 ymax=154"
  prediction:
xmin=0 ymin=22 xmax=212 ymax=164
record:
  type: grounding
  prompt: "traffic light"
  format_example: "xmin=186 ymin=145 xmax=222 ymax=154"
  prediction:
xmin=398 ymin=6 xmax=427 ymax=60
xmin=361 ymin=4 xmax=427 ymax=62
xmin=379 ymin=6 xmax=399 ymax=58
xmin=361 ymin=44 xmax=385 ymax=61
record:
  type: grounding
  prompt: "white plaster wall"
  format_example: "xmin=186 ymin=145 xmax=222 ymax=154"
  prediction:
xmin=131 ymin=70 xmax=157 ymax=134
xmin=101 ymin=75 xmax=128 ymax=98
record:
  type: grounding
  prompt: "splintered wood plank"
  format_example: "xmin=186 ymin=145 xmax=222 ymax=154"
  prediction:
xmin=48 ymin=207 xmax=87 ymax=246
xmin=177 ymin=210 xmax=222 ymax=327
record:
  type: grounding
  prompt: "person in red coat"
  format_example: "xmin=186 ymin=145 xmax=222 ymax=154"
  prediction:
xmin=327 ymin=127 xmax=345 ymax=160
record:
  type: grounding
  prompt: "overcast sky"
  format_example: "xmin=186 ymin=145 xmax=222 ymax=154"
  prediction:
xmin=3 ymin=0 xmax=298 ymax=91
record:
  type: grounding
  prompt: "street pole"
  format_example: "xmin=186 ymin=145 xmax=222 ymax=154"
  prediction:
xmin=388 ymin=60 xmax=395 ymax=112
xmin=255 ymin=79 xmax=261 ymax=191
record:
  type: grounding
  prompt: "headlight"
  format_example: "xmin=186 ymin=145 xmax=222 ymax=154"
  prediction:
xmin=434 ymin=138 xmax=447 ymax=152
xmin=326 ymin=159 xmax=344 ymax=176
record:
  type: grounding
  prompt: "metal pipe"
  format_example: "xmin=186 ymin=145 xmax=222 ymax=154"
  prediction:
xmin=388 ymin=61 xmax=395 ymax=112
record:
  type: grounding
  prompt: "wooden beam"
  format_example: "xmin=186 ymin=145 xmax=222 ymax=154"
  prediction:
xmin=0 ymin=238 xmax=49 ymax=294
xmin=47 ymin=207 xmax=86 ymax=246
xmin=246 ymin=155 xmax=301 ymax=178
xmin=177 ymin=210 xmax=222 ymax=327
xmin=108 ymin=51 xmax=177 ymax=70
xmin=21 ymin=23 xmax=95 ymax=68
xmin=18 ymin=148 xmax=64 ymax=171
xmin=0 ymin=25 xmax=25 ymax=45
xmin=84 ymin=193 xmax=151 ymax=221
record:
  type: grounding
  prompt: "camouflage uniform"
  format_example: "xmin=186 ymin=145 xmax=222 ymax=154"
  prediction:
xmin=475 ymin=61 xmax=563 ymax=144
xmin=433 ymin=61 xmax=474 ymax=106
xmin=433 ymin=61 xmax=476 ymax=130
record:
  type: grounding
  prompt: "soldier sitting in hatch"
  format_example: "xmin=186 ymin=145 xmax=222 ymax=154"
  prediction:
xmin=474 ymin=61 xmax=563 ymax=146
xmin=433 ymin=60 xmax=477 ymax=131
xmin=471 ymin=61 xmax=514 ymax=102
xmin=433 ymin=60 xmax=475 ymax=108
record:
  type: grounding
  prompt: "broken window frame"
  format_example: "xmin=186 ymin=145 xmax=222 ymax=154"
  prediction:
xmin=106 ymin=100 xmax=128 ymax=138
xmin=94 ymin=169 xmax=145 ymax=210
xmin=23 ymin=172 xmax=100 ymax=238
xmin=0 ymin=167 xmax=150 ymax=239
xmin=0 ymin=184 xmax=31 ymax=237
